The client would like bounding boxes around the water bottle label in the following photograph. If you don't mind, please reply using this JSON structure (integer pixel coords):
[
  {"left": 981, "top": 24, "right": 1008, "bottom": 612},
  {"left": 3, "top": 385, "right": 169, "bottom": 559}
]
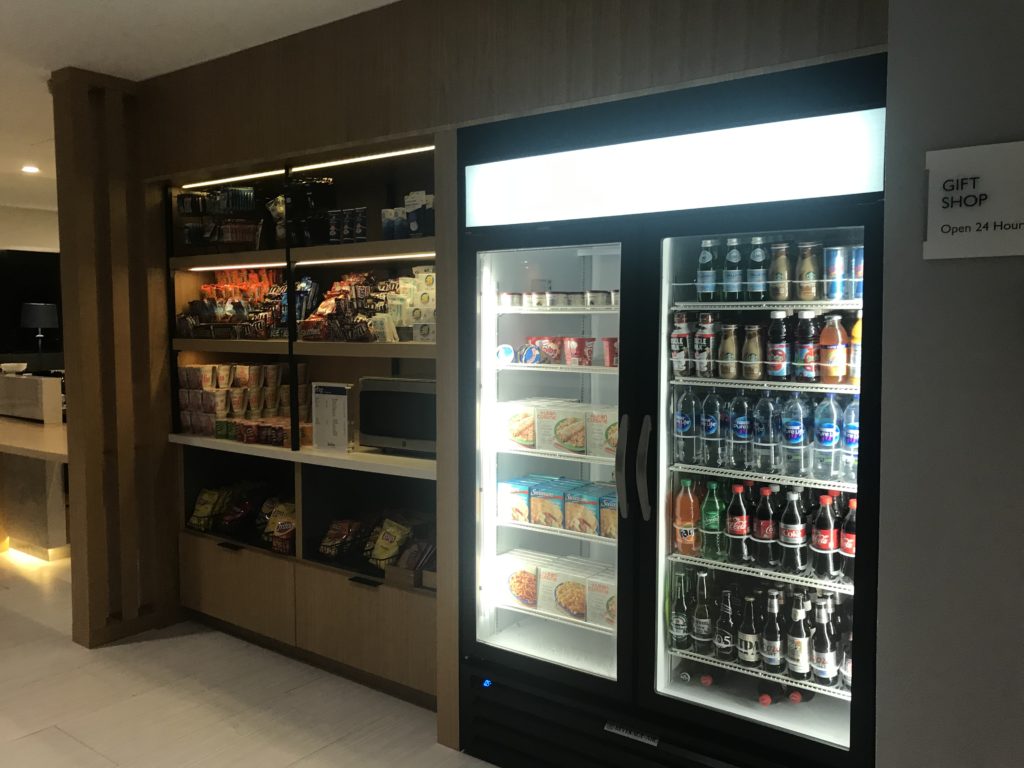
[
  {"left": 840, "top": 531, "right": 856, "bottom": 556},
  {"left": 693, "top": 617, "right": 712, "bottom": 638},
  {"left": 726, "top": 248, "right": 742, "bottom": 264},
  {"left": 786, "top": 636, "right": 810, "bottom": 672},
  {"left": 755, "top": 519, "right": 776, "bottom": 540},
  {"left": 843, "top": 424, "right": 860, "bottom": 448},
  {"left": 761, "top": 637, "right": 782, "bottom": 664},
  {"left": 669, "top": 613, "right": 689, "bottom": 639},
  {"left": 794, "top": 344, "right": 818, "bottom": 379},
  {"left": 732, "top": 416, "right": 751, "bottom": 439},
  {"left": 811, "top": 528, "right": 839, "bottom": 552},
  {"left": 696, "top": 271, "right": 716, "bottom": 290},
  {"left": 812, "top": 650, "right": 838, "bottom": 678},
  {"left": 724, "top": 269, "right": 743, "bottom": 293},
  {"left": 779, "top": 522, "right": 807, "bottom": 544},
  {"left": 702, "top": 414, "right": 718, "bottom": 436},
  {"left": 737, "top": 633, "right": 759, "bottom": 662},
  {"left": 747, "top": 268, "right": 767, "bottom": 292},
  {"left": 783, "top": 420, "right": 804, "bottom": 444},
  {"left": 675, "top": 412, "right": 692, "bottom": 435},
  {"left": 727, "top": 515, "right": 750, "bottom": 535},
  {"left": 699, "top": 251, "right": 713, "bottom": 265},
  {"left": 767, "top": 343, "right": 790, "bottom": 376},
  {"left": 815, "top": 422, "right": 839, "bottom": 447},
  {"left": 750, "top": 247, "right": 767, "bottom": 264},
  {"left": 713, "top": 630, "right": 734, "bottom": 651}
]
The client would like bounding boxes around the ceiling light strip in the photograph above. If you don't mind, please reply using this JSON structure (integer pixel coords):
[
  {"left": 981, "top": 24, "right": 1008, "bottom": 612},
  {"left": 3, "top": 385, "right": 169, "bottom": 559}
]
[
  {"left": 181, "top": 169, "right": 286, "bottom": 189},
  {"left": 292, "top": 145, "right": 435, "bottom": 173},
  {"left": 187, "top": 262, "right": 287, "bottom": 272},
  {"left": 294, "top": 252, "right": 435, "bottom": 267}
]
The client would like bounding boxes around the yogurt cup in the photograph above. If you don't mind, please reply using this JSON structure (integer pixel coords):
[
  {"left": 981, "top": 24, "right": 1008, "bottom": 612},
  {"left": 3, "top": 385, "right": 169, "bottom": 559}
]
[
  {"left": 601, "top": 337, "right": 619, "bottom": 367},
  {"left": 534, "top": 336, "right": 563, "bottom": 364},
  {"left": 564, "top": 337, "right": 595, "bottom": 366}
]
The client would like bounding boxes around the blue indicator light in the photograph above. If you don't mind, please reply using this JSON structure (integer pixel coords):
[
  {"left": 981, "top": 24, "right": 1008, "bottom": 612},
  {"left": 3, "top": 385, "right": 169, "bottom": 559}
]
[{"left": 482, "top": 679, "right": 493, "bottom": 688}]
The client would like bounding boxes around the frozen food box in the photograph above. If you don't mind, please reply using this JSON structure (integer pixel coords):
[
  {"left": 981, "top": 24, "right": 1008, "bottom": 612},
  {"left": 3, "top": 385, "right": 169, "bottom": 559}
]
[
  {"left": 500, "top": 401, "right": 538, "bottom": 450},
  {"left": 564, "top": 484, "right": 603, "bottom": 536},
  {"left": 586, "top": 569, "right": 618, "bottom": 628},
  {"left": 586, "top": 406, "right": 619, "bottom": 457},
  {"left": 538, "top": 560, "right": 601, "bottom": 622},
  {"left": 599, "top": 488, "right": 619, "bottom": 539},
  {"left": 529, "top": 483, "right": 568, "bottom": 528},
  {"left": 535, "top": 403, "right": 587, "bottom": 455},
  {"left": 496, "top": 550, "right": 545, "bottom": 609},
  {"left": 497, "top": 477, "right": 545, "bottom": 523}
]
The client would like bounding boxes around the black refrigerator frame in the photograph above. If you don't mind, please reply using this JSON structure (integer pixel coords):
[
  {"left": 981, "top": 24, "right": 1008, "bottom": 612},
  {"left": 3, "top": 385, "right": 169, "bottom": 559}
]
[{"left": 458, "top": 55, "right": 885, "bottom": 768}]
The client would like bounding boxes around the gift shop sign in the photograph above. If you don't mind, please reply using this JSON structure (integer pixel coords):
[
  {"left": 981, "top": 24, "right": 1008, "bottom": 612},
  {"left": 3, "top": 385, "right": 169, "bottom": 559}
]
[{"left": 925, "top": 140, "right": 1024, "bottom": 260}]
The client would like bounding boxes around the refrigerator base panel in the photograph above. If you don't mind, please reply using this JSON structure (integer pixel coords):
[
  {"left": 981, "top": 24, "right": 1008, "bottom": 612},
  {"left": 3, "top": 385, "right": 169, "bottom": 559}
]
[{"left": 479, "top": 614, "right": 617, "bottom": 680}]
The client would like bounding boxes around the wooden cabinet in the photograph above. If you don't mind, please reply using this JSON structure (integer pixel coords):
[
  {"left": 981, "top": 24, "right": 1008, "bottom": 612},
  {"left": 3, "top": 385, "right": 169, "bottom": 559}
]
[
  {"left": 179, "top": 530, "right": 296, "bottom": 645},
  {"left": 295, "top": 562, "right": 437, "bottom": 696}
]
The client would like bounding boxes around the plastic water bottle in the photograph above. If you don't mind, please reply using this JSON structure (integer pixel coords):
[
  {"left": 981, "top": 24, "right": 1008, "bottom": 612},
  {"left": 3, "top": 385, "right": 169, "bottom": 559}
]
[
  {"left": 813, "top": 393, "right": 842, "bottom": 480},
  {"left": 701, "top": 389, "right": 726, "bottom": 468},
  {"left": 727, "top": 391, "right": 753, "bottom": 470},
  {"left": 841, "top": 395, "right": 860, "bottom": 481},
  {"left": 674, "top": 386, "right": 702, "bottom": 465},
  {"left": 752, "top": 390, "right": 781, "bottom": 473},
  {"left": 781, "top": 392, "right": 811, "bottom": 477}
]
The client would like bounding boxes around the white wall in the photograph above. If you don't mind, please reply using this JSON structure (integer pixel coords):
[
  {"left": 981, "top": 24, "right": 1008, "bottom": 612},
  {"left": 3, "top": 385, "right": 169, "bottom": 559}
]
[
  {"left": 878, "top": 3, "right": 1024, "bottom": 767},
  {"left": 0, "top": 205, "right": 59, "bottom": 252}
]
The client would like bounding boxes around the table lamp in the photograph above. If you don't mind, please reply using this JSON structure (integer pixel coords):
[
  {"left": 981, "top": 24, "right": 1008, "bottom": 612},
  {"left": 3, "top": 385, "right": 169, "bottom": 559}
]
[{"left": 20, "top": 303, "right": 59, "bottom": 353}]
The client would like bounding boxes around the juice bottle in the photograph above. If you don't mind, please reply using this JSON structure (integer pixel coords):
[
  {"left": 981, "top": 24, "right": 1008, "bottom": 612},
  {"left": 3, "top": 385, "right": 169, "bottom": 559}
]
[
  {"left": 793, "top": 312, "right": 819, "bottom": 382},
  {"left": 673, "top": 479, "right": 701, "bottom": 556},
  {"left": 848, "top": 311, "right": 863, "bottom": 385},
  {"left": 766, "top": 311, "right": 790, "bottom": 381},
  {"left": 819, "top": 315, "right": 849, "bottom": 384}
]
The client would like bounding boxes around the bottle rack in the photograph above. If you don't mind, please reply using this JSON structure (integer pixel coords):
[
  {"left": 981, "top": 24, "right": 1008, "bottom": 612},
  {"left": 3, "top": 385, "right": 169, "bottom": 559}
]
[
  {"left": 670, "top": 377, "right": 860, "bottom": 395},
  {"left": 669, "top": 463, "right": 857, "bottom": 494},
  {"left": 667, "top": 553, "right": 854, "bottom": 595}
]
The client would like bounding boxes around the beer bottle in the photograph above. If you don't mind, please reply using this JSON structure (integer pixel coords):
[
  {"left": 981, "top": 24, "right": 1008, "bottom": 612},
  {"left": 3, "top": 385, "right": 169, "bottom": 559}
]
[
  {"left": 811, "top": 598, "right": 839, "bottom": 686},
  {"left": 841, "top": 499, "right": 857, "bottom": 583},
  {"left": 692, "top": 570, "right": 714, "bottom": 654},
  {"left": 824, "top": 592, "right": 842, "bottom": 643},
  {"left": 841, "top": 631, "right": 853, "bottom": 690},
  {"left": 714, "top": 589, "right": 737, "bottom": 661},
  {"left": 725, "top": 484, "right": 751, "bottom": 564},
  {"left": 760, "top": 589, "right": 786, "bottom": 674},
  {"left": 778, "top": 491, "right": 808, "bottom": 573},
  {"left": 752, "top": 486, "right": 778, "bottom": 568},
  {"left": 756, "top": 681, "right": 787, "bottom": 706},
  {"left": 669, "top": 572, "right": 692, "bottom": 651},
  {"left": 785, "top": 600, "right": 811, "bottom": 681},
  {"left": 810, "top": 494, "right": 840, "bottom": 580},
  {"left": 737, "top": 595, "right": 760, "bottom": 668}
]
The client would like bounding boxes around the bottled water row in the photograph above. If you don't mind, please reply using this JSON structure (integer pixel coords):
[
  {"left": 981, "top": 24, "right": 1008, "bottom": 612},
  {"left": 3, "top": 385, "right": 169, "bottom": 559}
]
[{"left": 673, "top": 387, "right": 859, "bottom": 482}]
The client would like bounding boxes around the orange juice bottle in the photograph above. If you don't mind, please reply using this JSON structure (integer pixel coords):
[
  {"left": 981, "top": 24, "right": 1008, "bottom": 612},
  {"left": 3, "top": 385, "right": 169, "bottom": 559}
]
[
  {"left": 819, "top": 315, "right": 850, "bottom": 385},
  {"left": 673, "top": 479, "right": 701, "bottom": 555},
  {"left": 848, "top": 311, "right": 863, "bottom": 385}
]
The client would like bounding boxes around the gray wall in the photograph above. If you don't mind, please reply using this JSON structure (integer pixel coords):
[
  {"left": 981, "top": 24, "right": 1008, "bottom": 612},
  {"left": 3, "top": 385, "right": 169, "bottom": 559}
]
[{"left": 878, "top": 3, "right": 1024, "bottom": 766}]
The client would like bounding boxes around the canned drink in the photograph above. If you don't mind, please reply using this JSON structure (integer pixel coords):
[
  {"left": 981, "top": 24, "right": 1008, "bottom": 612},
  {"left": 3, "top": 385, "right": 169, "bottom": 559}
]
[
  {"left": 693, "top": 313, "right": 717, "bottom": 378},
  {"left": 824, "top": 247, "right": 847, "bottom": 301},
  {"left": 849, "top": 245, "right": 864, "bottom": 299}
]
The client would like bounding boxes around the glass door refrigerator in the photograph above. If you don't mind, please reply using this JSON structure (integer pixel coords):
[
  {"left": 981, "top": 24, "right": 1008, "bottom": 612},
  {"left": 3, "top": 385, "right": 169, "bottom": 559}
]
[{"left": 459, "top": 55, "right": 885, "bottom": 768}]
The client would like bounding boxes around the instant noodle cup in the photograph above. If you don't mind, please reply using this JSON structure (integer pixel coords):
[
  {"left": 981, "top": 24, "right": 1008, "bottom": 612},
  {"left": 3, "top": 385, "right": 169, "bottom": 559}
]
[
  {"left": 215, "top": 364, "right": 234, "bottom": 389},
  {"left": 564, "top": 337, "right": 595, "bottom": 366},
  {"left": 601, "top": 337, "right": 619, "bottom": 367},
  {"left": 177, "top": 367, "right": 190, "bottom": 389},
  {"left": 278, "top": 384, "right": 290, "bottom": 408},
  {"left": 264, "top": 386, "right": 279, "bottom": 412},
  {"left": 212, "top": 389, "right": 229, "bottom": 418},
  {"left": 264, "top": 364, "right": 282, "bottom": 388},
  {"left": 198, "top": 365, "right": 216, "bottom": 389},
  {"left": 247, "top": 386, "right": 264, "bottom": 415},
  {"left": 534, "top": 336, "right": 562, "bottom": 364},
  {"left": 229, "top": 387, "right": 247, "bottom": 416},
  {"left": 185, "top": 366, "right": 201, "bottom": 390}
]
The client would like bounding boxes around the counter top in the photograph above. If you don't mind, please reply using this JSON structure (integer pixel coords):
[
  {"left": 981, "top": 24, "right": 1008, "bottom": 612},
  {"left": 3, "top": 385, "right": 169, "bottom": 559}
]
[{"left": 0, "top": 417, "right": 68, "bottom": 462}]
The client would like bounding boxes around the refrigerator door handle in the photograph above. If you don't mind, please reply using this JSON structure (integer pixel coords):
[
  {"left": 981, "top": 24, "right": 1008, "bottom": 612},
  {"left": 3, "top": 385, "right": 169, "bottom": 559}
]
[
  {"left": 635, "top": 414, "right": 653, "bottom": 521},
  {"left": 615, "top": 413, "right": 630, "bottom": 519}
]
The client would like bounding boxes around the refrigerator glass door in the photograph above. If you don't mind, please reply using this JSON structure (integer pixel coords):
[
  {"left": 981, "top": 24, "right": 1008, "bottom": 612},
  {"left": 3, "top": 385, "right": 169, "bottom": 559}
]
[
  {"left": 476, "top": 243, "right": 621, "bottom": 679},
  {"left": 654, "top": 227, "right": 863, "bottom": 749}
]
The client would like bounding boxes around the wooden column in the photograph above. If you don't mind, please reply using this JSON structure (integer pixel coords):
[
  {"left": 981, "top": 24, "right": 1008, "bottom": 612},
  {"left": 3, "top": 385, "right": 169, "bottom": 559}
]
[{"left": 51, "top": 68, "right": 178, "bottom": 647}]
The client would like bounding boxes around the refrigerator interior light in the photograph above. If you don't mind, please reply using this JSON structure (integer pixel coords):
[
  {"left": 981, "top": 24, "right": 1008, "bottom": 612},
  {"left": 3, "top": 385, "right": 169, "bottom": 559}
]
[
  {"left": 181, "top": 169, "right": 286, "bottom": 189},
  {"left": 293, "top": 252, "right": 435, "bottom": 267},
  {"left": 187, "top": 262, "right": 286, "bottom": 272},
  {"left": 466, "top": 108, "right": 886, "bottom": 227},
  {"left": 291, "top": 145, "right": 435, "bottom": 173}
]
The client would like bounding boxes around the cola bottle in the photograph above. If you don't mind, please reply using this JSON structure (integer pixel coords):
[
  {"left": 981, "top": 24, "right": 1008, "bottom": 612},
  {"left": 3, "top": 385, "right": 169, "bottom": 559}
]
[
  {"left": 785, "top": 600, "right": 811, "bottom": 681},
  {"left": 760, "top": 589, "right": 786, "bottom": 674},
  {"left": 841, "top": 498, "right": 857, "bottom": 583},
  {"left": 778, "top": 491, "right": 809, "bottom": 573},
  {"left": 676, "top": 659, "right": 718, "bottom": 686},
  {"left": 752, "top": 486, "right": 778, "bottom": 568},
  {"left": 810, "top": 494, "right": 840, "bottom": 580},
  {"left": 756, "top": 681, "right": 787, "bottom": 706},
  {"left": 785, "top": 687, "right": 816, "bottom": 704},
  {"left": 692, "top": 570, "right": 714, "bottom": 654},
  {"left": 714, "top": 590, "right": 737, "bottom": 661},
  {"left": 669, "top": 572, "right": 691, "bottom": 650},
  {"left": 811, "top": 598, "right": 839, "bottom": 686},
  {"left": 736, "top": 595, "right": 760, "bottom": 668},
  {"left": 725, "top": 484, "right": 751, "bottom": 564}
]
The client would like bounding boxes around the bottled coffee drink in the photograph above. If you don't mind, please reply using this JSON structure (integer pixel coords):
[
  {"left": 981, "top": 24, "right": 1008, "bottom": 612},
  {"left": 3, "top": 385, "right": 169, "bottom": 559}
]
[{"left": 769, "top": 243, "right": 791, "bottom": 300}]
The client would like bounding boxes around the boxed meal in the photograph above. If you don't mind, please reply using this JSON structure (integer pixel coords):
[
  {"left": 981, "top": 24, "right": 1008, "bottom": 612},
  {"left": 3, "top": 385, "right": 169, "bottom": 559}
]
[
  {"left": 500, "top": 400, "right": 538, "bottom": 450},
  {"left": 564, "top": 485, "right": 602, "bottom": 536},
  {"left": 537, "top": 559, "right": 601, "bottom": 622},
  {"left": 586, "top": 569, "right": 618, "bottom": 628},
  {"left": 535, "top": 402, "right": 586, "bottom": 455},
  {"left": 496, "top": 550, "right": 544, "bottom": 609},
  {"left": 497, "top": 477, "right": 544, "bottom": 523},
  {"left": 586, "top": 406, "right": 619, "bottom": 457},
  {"left": 599, "top": 488, "right": 619, "bottom": 539},
  {"left": 529, "top": 482, "right": 568, "bottom": 528}
]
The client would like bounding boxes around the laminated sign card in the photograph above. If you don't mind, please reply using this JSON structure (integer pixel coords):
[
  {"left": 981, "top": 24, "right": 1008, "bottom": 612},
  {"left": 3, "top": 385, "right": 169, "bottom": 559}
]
[{"left": 925, "top": 139, "right": 1024, "bottom": 260}]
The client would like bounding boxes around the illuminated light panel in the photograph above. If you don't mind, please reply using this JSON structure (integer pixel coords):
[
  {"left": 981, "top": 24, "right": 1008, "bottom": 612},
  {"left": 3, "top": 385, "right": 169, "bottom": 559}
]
[
  {"left": 291, "top": 145, "right": 435, "bottom": 173},
  {"left": 294, "top": 252, "right": 435, "bottom": 267},
  {"left": 181, "top": 169, "right": 285, "bottom": 189},
  {"left": 21, "top": 165, "right": 40, "bottom": 174},
  {"left": 187, "top": 262, "right": 286, "bottom": 272},
  {"left": 466, "top": 108, "right": 886, "bottom": 227}
]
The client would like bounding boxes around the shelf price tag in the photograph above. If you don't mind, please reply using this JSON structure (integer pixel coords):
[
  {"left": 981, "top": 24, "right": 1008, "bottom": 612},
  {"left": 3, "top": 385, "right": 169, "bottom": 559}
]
[{"left": 924, "top": 140, "right": 1024, "bottom": 260}]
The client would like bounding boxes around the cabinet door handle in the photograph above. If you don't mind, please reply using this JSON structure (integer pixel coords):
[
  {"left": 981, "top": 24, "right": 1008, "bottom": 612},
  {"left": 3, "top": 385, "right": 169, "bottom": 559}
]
[
  {"left": 635, "top": 414, "right": 653, "bottom": 522},
  {"left": 349, "top": 575, "right": 382, "bottom": 588},
  {"left": 614, "top": 413, "right": 630, "bottom": 520},
  {"left": 217, "top": 541, "right": 244, "bottom": 552}
]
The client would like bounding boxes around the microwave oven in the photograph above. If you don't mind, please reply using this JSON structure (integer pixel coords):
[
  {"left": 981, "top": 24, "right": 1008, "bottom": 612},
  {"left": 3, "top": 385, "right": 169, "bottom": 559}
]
[{"left": 358, "top": 377, "right": 436, "bottom": 455}]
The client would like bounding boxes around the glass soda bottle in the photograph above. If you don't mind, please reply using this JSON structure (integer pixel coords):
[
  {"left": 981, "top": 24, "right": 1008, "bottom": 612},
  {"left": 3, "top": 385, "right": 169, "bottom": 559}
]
[
  {"left": 785, "top": 600, "right": 812, "bottom": 681},
  {"left": 674, "top": 386, "right": 701, "bottom": 465},
  {"left": 840, "top": 499, "right": 857, "bottom": 583},
  {"left": 741, "top": 324, "right": 765, "bottom": 381},
  {"left": 811, "top": 598, "right": 839, "bottom": 686},
  {"left": 699, "top": 481, "right": 725, "bottom": 561},
  {"left": 737, "top": 596, "right": 761, "bottom": 668},
  {"left": 752, "top": 486, "right": 778, "bottom": 568},
  {"left": 696, "top": 239, "right": 720, "bottom": 302},
  {"left": 714, "top": 590, "right": 737, "bottom": 661},
  {"left": 760, "top": 590, "right": 786, "bottom": 674},
  {"left": 778, "top": 491, "right": 809, "bottom": 574},
  {"left": 669, "top": 571, "right": 692, "bottom": 650},
  {"left": 692, "top": 570, "right": 714, "bottom": 654},
  {"left": 795, "top": 241, "right": 820, "bottom": 301},
  {"left": 673, "top": 479, "right": 700, "bottom": 556},
  {"left": 810, "top": 494, "right": 841, "bottom": 580},
  {"left": 724, "top": 484, "right": 751, "bottom": 564}
]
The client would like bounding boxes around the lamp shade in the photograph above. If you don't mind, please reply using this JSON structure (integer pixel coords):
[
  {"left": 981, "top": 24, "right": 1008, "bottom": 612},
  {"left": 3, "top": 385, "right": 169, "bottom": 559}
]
[{"left": 21, "top": 302, "right": 59, "bottom": 329}]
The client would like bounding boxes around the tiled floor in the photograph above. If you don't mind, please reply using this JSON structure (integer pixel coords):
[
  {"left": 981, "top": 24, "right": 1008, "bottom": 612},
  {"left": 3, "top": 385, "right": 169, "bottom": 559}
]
[{"left": 0, "top": 550, "right": 489, "bottom": 767}]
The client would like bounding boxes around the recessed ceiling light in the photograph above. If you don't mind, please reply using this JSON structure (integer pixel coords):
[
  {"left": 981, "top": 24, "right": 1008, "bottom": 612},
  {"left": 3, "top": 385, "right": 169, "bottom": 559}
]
[{"left": 21, "top": 165, "right": 40, "bottom": 174}]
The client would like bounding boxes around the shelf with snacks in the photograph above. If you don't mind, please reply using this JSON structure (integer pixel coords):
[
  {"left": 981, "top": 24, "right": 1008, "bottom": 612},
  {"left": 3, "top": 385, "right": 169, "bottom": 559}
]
[
  {"left": 498, "top": 446, "right": 616, "bottom": 466},
  {"left": 670, "top": 376, "right": 859, "bottom": 395},
  {"left": 292, "top": 340, "right": 436, "bottom": 359},
  {"left": 498, "top": 362, "right": 618, "bottom": 375},
  {"left": 667, "top": 648, "right": 852, "bottom": 702},
  {"left": 667, "top": 553, "right": 854, "bottom": 595},
  {"left": 497, "top": 520, "right": 617, "bottom": 547},
  {"left": 172, "top": 338, "right": 290, "bottom": 355},
  {"left": 290, "top": 236, "right": 436, "bottom": 265},
  {"left": 672, "top": 300, "right": 862, "bottom": 312},
  {"left": 495, "top": 601, "right": 615, "bottom": 636},
  {"left": 669, "top": 463, "right": 857, "bottom": 493},
  {"left": 169, "top": 249, "right": 288, "bottom": 272}
]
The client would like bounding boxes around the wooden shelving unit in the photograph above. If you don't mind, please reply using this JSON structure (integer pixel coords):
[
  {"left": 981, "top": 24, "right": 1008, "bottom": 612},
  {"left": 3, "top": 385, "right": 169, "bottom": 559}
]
[
  {"left": 293, "top": 341, "right": 436, "bottom": 359},
  {"left": 172, "top": 338, "right": 289, "bottom": 355}
]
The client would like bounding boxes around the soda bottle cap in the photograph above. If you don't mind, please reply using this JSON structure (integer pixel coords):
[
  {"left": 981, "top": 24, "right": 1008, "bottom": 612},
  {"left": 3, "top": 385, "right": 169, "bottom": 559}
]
[
  {"left": 732, "top": 484, "right": 744, "bottom": 493},
  {"left": 760, "top": 487, "right": 772, "bottom": 496},
  {"left": 820, "top": 495, "right": 831, "bottom": 505},
  {"left": 700, "top": 674, "right": 713, "bottom": 687},
  {"left": 682, "top": 479, "right": 692, "bottom": 487},
  {"left": 829, "top": 490, "right": 840, "bottom": 497},
  {"left": 849, "top": 499, "right": 857, "bottom": 510},
  {"left": 758, "top": 693, "right": 773, "bottom": 706},
  {"left": 770, "top": 310, "right": 786, "bottom": 319},
  {"left": 707, "top": 481, "right": 717, "bottom": 489},
  {"left": 798, "top": 310, "right": 816, "bottom": 318},
  {"left": 788, "top": 690, "right": 804, "bottom": 703}
]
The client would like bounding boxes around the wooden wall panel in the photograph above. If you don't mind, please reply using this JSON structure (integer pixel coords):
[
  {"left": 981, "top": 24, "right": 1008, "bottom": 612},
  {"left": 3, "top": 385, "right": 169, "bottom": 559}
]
[{"left": 136, "top": 0, "right": 888, "bottom": 181}]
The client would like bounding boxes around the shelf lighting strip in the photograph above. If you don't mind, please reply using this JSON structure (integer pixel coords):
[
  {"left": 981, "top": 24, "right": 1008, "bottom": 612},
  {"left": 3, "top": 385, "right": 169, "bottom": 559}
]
[
  {"left": 292, "top": 145, "right": 435, "bottom": 173},
  {"left": 187, "top": 262, "right": 287, "bottom": 272},
  {"left": 293, "top": 252, "right": 435, "bottom": 267},
  {"left": 181, "top": 169, "right": 286, "bottom": 189}
]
